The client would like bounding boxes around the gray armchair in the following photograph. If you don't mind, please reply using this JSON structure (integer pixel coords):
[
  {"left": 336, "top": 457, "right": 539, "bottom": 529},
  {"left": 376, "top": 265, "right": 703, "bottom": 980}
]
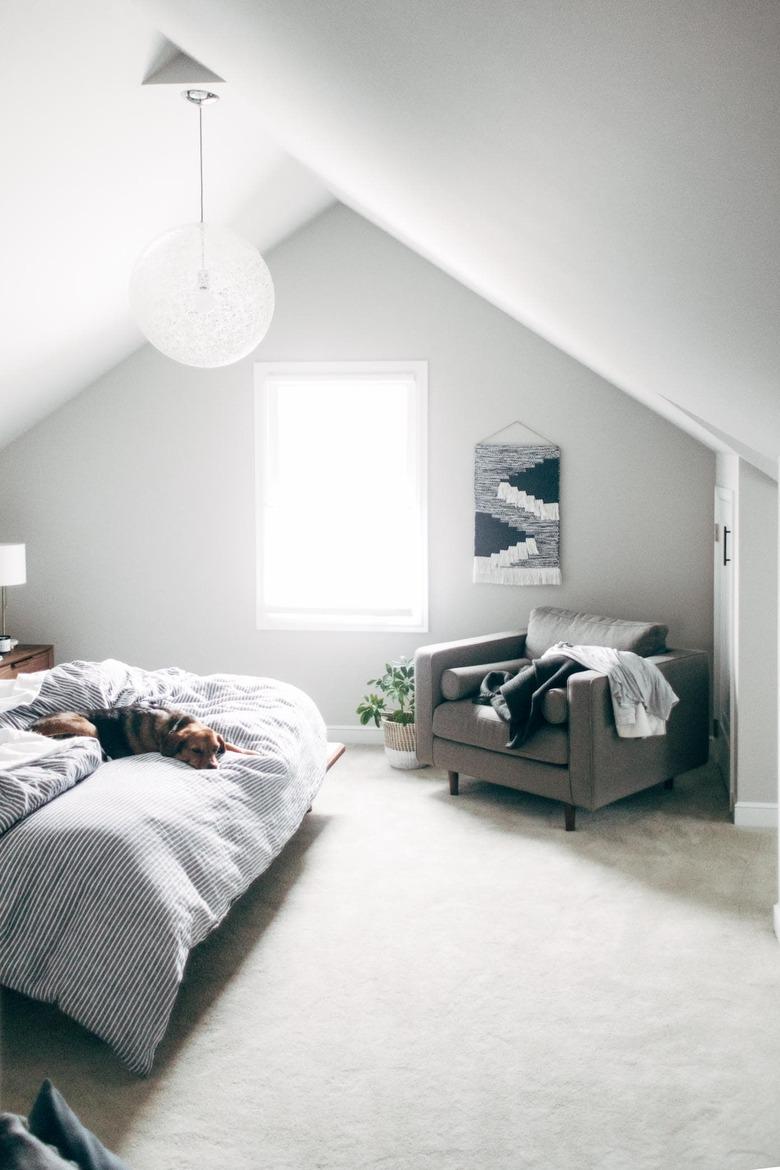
[{"left": 415, "top": 606, "right": 710, "bottom": 830}]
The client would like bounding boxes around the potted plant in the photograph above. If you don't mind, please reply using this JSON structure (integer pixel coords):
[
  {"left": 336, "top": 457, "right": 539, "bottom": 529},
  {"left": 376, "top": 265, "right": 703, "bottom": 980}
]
[{"left": 357, "top": 657, "right": 423, "bottom": 770}]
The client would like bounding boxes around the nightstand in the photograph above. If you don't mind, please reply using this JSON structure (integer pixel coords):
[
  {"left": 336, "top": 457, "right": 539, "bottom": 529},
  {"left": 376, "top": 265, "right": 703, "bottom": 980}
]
[{"left": 0, "top": 644, "right": 54, "bottom": 679}]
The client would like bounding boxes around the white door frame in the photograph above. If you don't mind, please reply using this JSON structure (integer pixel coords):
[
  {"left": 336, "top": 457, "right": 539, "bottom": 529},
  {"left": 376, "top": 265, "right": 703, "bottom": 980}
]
[{"left": 713, "top": 485, "right": 736, "bottom": 809}]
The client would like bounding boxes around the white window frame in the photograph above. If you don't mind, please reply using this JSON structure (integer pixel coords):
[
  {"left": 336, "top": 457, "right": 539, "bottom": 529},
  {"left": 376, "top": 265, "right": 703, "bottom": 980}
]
[{"left": 254, "top": 360, "right": 428, "bottom": 632}]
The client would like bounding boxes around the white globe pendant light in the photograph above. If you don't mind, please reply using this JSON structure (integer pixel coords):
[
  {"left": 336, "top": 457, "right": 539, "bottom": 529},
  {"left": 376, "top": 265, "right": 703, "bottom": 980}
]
[{"left": 130, "top": 90, "right": 275, "bottom": 368}]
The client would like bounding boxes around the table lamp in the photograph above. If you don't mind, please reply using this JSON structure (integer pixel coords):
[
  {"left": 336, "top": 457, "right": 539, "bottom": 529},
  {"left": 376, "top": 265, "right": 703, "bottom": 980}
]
[{"left": 0, "top": 543, "right": 26, "bottom": 652}]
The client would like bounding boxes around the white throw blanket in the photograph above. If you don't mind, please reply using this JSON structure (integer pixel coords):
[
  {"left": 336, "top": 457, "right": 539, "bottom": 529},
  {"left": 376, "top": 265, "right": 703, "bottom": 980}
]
[
  {"left": 0, "top": 671, "right": 46, "bottom": 714},
  {"left": 543, "top": 643, "right": 678, "bottom": 737},
  {"left": 0, "top": 727, "right": 71, "bottom": 770}
]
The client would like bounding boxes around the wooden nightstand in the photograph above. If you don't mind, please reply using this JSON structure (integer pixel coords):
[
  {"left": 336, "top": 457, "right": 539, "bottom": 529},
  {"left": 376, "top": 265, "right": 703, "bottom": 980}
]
[{"left": 0, "top": 644, "right": 54, "bottom": 679}]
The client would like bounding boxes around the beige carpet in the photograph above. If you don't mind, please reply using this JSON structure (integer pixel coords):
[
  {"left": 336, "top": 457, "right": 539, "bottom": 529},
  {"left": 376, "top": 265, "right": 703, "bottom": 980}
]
[{"left": 1, "top": 748, "right": 779, "bottom": 1170}]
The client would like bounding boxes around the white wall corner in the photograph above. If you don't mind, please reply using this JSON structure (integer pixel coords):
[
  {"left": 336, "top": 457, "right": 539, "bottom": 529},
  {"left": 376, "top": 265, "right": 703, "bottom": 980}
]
[
  {"left": 733, "top": 801, "right": 778, "bottom": 829},
  {"left": 327, "top": 724, "right": 384, "bottom": 745}
]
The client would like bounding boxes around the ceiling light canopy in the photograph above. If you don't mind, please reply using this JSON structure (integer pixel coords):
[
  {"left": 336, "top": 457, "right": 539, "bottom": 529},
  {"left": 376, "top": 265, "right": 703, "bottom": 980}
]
[{"left": 129, "top": 89, "right": 275, "bottom": 369}]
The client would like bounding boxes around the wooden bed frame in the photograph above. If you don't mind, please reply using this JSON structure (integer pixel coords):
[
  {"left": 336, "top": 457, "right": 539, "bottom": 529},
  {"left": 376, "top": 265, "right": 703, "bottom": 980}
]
[{"left": 326, "top": 741, "right": 346, "bottom": 771}]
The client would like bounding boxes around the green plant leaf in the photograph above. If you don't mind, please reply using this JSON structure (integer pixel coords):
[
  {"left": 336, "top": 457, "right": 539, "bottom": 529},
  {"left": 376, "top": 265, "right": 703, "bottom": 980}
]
[{"left": 358, "top": 658, "right": 415, "bottom": 727}]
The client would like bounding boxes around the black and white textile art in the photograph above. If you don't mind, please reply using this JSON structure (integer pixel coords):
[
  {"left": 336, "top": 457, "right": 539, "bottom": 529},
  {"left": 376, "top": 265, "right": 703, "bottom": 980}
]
[{"left": 474, "top": 440, "right": 561, "bottom": 585}]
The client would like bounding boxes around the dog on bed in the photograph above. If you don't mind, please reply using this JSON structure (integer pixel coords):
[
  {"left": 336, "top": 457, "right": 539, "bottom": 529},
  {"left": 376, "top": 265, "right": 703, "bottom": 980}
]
[{"left": 31, "top": 705, "right": 255, "bottom": 770}]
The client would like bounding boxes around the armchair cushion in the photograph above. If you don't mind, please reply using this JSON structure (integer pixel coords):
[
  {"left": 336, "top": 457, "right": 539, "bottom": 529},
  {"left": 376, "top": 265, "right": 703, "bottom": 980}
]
[
  {"left": 525, "top": 606, "right": 668, "bottom": 660},
  {"left": 433, "top": 699, "right": 569, "bottom": 765}
]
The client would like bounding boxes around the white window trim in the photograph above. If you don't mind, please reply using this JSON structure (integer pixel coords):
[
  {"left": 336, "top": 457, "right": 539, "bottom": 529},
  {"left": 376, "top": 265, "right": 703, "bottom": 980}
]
[{"left": 254, "top": 360, "right": 429, "bottom": 633}]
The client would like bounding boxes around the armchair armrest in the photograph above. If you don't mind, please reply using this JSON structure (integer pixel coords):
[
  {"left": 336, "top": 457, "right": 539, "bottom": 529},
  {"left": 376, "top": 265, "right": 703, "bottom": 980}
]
[
  {"left": 415, "top": 631, "right": 527, "bottom": 765},
  {"left": 567, "top": 648, "right": 710, "bottom": 810}
]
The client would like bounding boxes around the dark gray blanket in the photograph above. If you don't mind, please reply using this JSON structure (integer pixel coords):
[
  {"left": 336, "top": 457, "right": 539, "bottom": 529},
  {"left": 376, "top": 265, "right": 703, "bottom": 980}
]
[{"left": 476, "top": 653, "right": 585, "bottom": 747}]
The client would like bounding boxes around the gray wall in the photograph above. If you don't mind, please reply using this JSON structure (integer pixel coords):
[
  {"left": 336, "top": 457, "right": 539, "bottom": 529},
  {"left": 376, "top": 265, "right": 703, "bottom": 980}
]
[{"left": 0, "top": 204, "right": 715, "bottom": 727}]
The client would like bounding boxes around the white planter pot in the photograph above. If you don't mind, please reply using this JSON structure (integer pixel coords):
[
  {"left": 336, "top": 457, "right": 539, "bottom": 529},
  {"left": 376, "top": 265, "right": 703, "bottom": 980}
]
[{"left": 381, "top": 717, "right": 423, "bottom": 770}]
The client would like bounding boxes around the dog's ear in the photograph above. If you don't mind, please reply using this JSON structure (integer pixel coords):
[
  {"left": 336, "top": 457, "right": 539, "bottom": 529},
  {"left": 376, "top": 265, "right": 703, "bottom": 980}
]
[
  {"left": 216, "top": 734, "right": 226, "bottom": 757},
  {"left": 161, "top": 715, "right": 196, "bottom": 757}
]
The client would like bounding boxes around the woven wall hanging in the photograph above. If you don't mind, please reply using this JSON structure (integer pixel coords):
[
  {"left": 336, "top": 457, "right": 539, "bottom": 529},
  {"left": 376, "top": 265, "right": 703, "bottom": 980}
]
[{"left": 473, "top": 423, "right": 561, "bottom": 585}]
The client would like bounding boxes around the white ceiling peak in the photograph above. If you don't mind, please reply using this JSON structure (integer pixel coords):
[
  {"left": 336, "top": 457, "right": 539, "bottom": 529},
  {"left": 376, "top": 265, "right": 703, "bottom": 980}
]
[{"left": 142, "top": 38, "right": 224, "bottom": 86}]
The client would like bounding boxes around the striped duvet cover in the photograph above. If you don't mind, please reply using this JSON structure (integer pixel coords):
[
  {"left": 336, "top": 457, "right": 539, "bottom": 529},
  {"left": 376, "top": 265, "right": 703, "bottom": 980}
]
[{"left": 0, "top": 659, "right": 327, "bottom": 1074}]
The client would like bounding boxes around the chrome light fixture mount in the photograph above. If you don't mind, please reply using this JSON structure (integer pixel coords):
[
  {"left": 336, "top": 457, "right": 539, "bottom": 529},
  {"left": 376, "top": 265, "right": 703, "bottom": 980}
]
[
  {"left": 184, "top": 88, "right": 219, "bottom": 105},
  {"left": 129, "top": 87, "right": 275, "bottom": 368}
]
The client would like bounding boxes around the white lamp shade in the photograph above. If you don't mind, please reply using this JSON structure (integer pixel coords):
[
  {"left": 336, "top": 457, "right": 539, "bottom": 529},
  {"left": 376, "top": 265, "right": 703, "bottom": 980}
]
[
  {"left": 129, "top": 222, "right": 275, "bottom": 368},
  {"left": 0, "top": 544, "right": 26, "bottom": 586}
]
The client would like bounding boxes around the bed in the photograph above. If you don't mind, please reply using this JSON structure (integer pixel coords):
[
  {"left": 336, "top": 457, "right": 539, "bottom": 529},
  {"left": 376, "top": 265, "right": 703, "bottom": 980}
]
[{"left": 0, "top": 657, "right": 329, "bottom": 1075}]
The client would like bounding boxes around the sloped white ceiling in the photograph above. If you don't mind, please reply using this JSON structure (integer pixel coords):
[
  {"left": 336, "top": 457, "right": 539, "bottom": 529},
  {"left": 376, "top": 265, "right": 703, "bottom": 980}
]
[
  {"left": 136, "top": 0, "right": 780, "bottom": 474},
  {"left": 0, "top": 0, "right": 332, "bottom": 450}
]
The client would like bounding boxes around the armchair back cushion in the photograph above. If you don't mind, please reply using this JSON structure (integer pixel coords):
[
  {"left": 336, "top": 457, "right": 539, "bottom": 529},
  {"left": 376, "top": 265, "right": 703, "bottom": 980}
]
[{"left": 524, "top": 606, "right": 668, "bottom": 660}]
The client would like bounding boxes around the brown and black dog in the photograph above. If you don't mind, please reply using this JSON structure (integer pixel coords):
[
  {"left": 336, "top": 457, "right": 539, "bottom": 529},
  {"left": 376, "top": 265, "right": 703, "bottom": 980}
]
[{"left": 32, "top": 705, "right": 255, "bottom": 770}]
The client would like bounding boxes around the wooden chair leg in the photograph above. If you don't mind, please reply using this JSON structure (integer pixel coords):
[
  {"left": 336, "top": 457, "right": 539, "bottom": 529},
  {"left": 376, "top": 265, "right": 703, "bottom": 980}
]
[
  {"left": 448, "top": 771, "right": 459, "bottom": 796},
  {"left": 664, "top": 778, "right": 674, "bottom": 790},
  {"left": 564, "top": 803, "right": 576, "bottom": 831}
]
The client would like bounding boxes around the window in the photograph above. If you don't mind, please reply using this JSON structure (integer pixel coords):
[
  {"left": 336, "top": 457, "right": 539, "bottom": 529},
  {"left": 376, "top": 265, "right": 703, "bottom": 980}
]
[{"left": 255, "top": 361, "right": 428, "bottom": 631}]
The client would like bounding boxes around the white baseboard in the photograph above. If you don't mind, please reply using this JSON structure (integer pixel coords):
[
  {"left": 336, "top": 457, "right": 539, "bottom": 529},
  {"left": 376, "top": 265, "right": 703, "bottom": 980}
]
[
  {"left": 326, "top": 724, "right": 384, "bottom": 745},
  {"left": 733, "top": 801, "right": 778, "bottom": 829}
]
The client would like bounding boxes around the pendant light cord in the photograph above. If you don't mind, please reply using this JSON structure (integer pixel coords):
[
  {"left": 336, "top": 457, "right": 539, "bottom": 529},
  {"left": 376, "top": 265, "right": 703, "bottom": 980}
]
[
  {"left": 199, "top": 105, "right": 205, "bottom": 224},
  {"left": 198, "top": 103, "right": 206, "bottom": 280},
  {"left": 183, "top": 89, "right": 220, "bottom": 282}
]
